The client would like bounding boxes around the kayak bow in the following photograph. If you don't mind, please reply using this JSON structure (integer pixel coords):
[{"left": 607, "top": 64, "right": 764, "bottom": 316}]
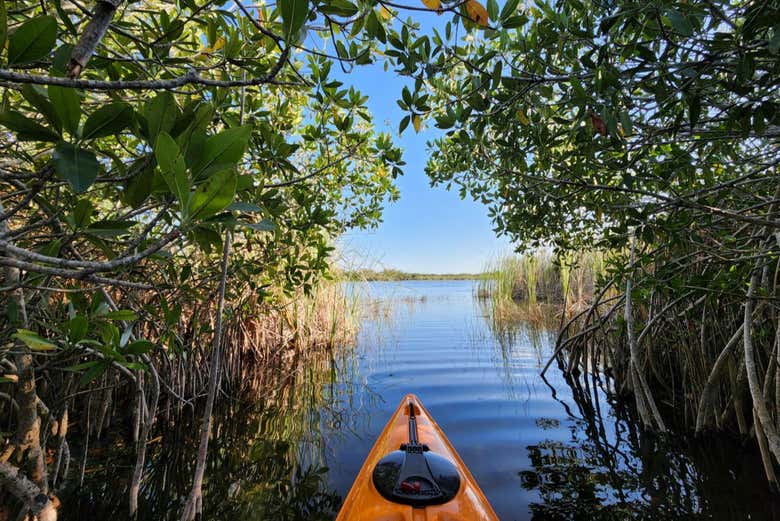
[{"left": 336, "top": 394, "right": 499, "bottom": 521}]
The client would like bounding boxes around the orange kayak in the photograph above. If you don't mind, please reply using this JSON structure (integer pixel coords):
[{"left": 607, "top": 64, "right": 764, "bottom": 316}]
[{"left": 335, "top": 393, "right": 499, "bottom": 521}]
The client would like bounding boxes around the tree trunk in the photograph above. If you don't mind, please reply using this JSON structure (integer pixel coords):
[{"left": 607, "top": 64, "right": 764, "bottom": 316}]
[{"left": 181, "top": 232, "right": 231, "bottom": 521}]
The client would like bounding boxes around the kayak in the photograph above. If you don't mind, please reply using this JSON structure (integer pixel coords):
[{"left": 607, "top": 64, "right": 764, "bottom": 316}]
[{"left": 336, "top": 393, "right": 499, "bottom": 521}]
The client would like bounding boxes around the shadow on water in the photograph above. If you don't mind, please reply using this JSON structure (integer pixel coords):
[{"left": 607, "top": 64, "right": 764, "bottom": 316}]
[
  {"left": 484, "top": 300, "right": 780, "bottom": 521},
  {"left": 60, "top": 350, "right": 354, "bottom": 521},
  {"left": 521, "top": 374, "right": 780, "bottom": 520}
]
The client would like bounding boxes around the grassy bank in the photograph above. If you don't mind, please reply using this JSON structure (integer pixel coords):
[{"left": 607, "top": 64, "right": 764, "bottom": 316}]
[
  {"left": 476, "top": 251, "right": 606, "bottom": 311},
  {"left": 341, "top": 268, "right": 483, "bottom": 281}
]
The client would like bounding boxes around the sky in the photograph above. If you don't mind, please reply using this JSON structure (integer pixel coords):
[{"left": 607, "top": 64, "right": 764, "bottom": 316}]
[{"left": 332, "top": 38, "right": 513, "bottom": 274}]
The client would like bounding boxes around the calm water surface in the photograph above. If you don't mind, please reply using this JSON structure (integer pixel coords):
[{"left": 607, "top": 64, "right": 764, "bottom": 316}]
[
  {"left": 311, "top": 280, "right": 778, "bottom": 520},
  {"left": 66, "top": 280, "right": 779, "bottom": 520}
]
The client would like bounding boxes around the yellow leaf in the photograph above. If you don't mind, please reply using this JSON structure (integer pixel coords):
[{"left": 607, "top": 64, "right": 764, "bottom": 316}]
[
  {"left": 213, "top": 37, "right": 226, "bottom": 51},
  {"left": 421, "top": 0, "right": 442, "bottom": 10},
  {"left": 380, "top": 6, "right": 393, "bottom": 19},
  {"left": 466, "top": 0, "right": 489, "bottom": 26},
  {"left": 517, "top": 110, "right": 529, "bottom": 125},
  {"left": 13, "top": 329, "right": 56, "bottom": 351},
  {"left": 412, "top": 115, "right": 422, "bottom": 133}
]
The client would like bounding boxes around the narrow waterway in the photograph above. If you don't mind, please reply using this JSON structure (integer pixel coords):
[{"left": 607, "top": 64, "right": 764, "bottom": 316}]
[
  {"left": 313, "top": 280, "right": 777, "bottom": 520},
  {"left": 65, "top": 280, "right": 779, "bottom": 520}
]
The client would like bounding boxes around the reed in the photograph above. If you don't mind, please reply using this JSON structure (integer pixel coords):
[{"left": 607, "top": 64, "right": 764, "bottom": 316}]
[
  {"left": 476, "top": 251, "right": 605, "bottom": 314},
  {"left": 341, "top": 268, "right": 481, "bottom": 281}
]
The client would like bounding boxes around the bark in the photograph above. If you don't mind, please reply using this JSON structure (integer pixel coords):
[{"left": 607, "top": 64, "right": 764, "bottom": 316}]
[
  {"left": 129, "top": 364, "right": 159, "bottom": 516},
  {"left": 1, "top": 47, "right": 291, "bottom": 90},
  {"left": 624, "top": 235, "right": 667, "bottom": 432},
  {"left": 0, "top": 461, "right": 57, "bottom": 521},
  {"left": 68, "top": 0, "right": 125, "bottom": 78},
  {"left": 181, "top": 232, "right": 231, "bottom": 521},
  {"left": 0, "top": 201, "right": 47, "bottom": 492},
  {"left": 695, "top": 323, "right": 745, "bottom": 432},
  {"left": 744, "top": 271, "right": 780, "bottom": 460},
  {"left": 51, "top": 407, "right": 68, "bottom": 488},
  {"left": 754, "top": 408, "right": 779, "bottom": 489}
]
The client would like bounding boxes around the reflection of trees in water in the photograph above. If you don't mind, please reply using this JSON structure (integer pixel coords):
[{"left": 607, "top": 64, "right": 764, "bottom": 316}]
[
  {"left": 475, "top": 298, "right": 557, "bottom": 399},
  {"left": 521, "top": 371, "right": 780, "bottom": 520},
  {"left": 61, "top": 350, "right": 354, "bottom": 520}
]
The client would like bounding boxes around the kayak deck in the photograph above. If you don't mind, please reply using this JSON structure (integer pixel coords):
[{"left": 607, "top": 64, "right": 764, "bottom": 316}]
[{"left": 336, "top": 394, "right": 499, "bottom": 521}]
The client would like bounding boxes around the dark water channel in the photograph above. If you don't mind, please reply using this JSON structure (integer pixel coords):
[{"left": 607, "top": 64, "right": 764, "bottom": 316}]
[{"left": 66, "top": 280, "right": 779, "bottom": 520}]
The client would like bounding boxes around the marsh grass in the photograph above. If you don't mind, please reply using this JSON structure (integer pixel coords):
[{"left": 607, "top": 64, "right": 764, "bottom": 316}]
[
  {"left": 476, "top": 251, "right": 606, "bottom": 315},
  {"left": 341, "top": 268, "right": 481, "bottom": 281},
  {"left": 221, "top": 280, "right": 362, "bottom": 394}
]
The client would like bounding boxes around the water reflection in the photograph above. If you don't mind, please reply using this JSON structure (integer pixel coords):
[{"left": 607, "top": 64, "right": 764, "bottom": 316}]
[
  {"left": 62, "top": 350, "right": 349, "bottom": 520},
  {"left": 516, "top": 336, "right": 778, "bottom": 520},
  {"left": 63, "top": 281, "right": 780, "bottom": 520}
]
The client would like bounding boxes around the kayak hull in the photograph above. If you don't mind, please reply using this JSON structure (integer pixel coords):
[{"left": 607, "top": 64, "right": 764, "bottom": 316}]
[{"left": 336, "top": 394, "right": 499, "bottom": 521}]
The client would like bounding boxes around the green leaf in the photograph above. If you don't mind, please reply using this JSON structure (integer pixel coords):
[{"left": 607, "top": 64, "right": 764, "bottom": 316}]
[
  {"left": 280, "top": 0, "right": 309, "bottom": 41},
  {"left": 67, "top": 315, "right": 89, "bottom": 342},
  {"left": 0, "top": 111, "right": 60, "bottom": 141},
  {"left": 121, "top": 361, "right": 147, "bottom": 371},
  {"left": 144, "top": 92, "right": 178, "bottom": 141},
  {"left": 241, "top": 219, "right": 276, "bottom": 232},
  {"left": 666, "top": 10, "right": 693, "bottom": 37},
  {"left": 770, "top": 25, "right": 780, "bottom": 54},
  {"left": 124, "top": 162, "right": 155, "bottom": 208},
  {"left": 51, "top": 43, "right": 73, "bottom": 75},
  {"left": 66, "top": 361, "right": 98, "bottom": 372},
  {"left": 188, "top": 169, "right": 237, "bottom": 221},
  {"left": 104, "top": 310, "right": 138, "bottom": 321},
  {"left": 124, "top": 340, "right": 154, "bottom": 355},
  {"left": 365, "top": 10, "right": 386, "bottom": 43},
  {"left": 319, "top": 0, "right": 358, "bottom": 17},
  {"left": 85, "top": 219, "right": 136, "bottom": 237},
  {"left": 191, "top": 125, "right": 251, "bottom": 180},
  {"left": 499, "top": 0, "right": 520, "bottom": 20},
  {"left": 21, "top": 85, "right": 61, "bottom": 132},
  {"left": 155, "top": 131, "right": 190, "bottom": 210},
  {"left": 79, "top": 362, "right": 108, "bottom": 386},
  {"left": 49, "top": 86, "right": 81, "bottom": 136},
  {"left": 191, "top": 225, "right": 222, "bottom": 253},
  {"left": 399, "top": 115, "right": 410, "bottom": 134},
  {"left": 7, "top": 15, "right": 57, "bottom": 65},
  {"left": 53, "top": 143, "right": 100, "bottom": 192},
  {"left": 501, "top": 15, "right": 526, "bottom": 29},
  {"left": 227, "top": 202, "right": 263, "bottom": 213},
  {"left": 72, "top": 198, "right": 93, "bottom": 228},
  {"left": 13, "top": 329, "right": 57, "bottom": 351},
  {"left": 82, "top": 103, "right": 132, "bottom": 140},
  {"left": 486, "top": 0, "right": 499, "bottom": 23},
  {"left": 619, "top": 111, "right": 633, "bottom": 135}
]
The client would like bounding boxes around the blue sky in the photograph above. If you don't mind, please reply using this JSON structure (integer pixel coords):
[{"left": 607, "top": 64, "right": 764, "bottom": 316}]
[{"left": 334, "top": 41, "right": 513, "bottom": 273}]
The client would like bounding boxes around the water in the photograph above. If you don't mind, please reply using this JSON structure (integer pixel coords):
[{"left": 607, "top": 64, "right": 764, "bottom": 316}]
[
  {"left": 313, "top": 280, "right": 778, "bottom": 520},
  {"left": 65, "top": 280, "right": 780, "bottom": 520}
]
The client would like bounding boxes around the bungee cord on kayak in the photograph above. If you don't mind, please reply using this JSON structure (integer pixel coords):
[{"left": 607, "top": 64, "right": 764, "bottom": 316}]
[
  {"left": 336, "top": 395, "right": 499, "bottom": 520},
  {"left": 371, "top": 402, "right": 461, "bottom": 506}
]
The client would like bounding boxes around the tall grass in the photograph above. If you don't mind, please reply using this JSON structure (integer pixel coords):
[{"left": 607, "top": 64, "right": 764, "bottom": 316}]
[
  {"left": 220, "top": 280, "right": 361, "bottom": 394},
  {"left": 341, "top": 268, "right": 481, "bottom": 281},
  {"left": 477, "top": 251, "right": 605, "bottom": 310}
]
